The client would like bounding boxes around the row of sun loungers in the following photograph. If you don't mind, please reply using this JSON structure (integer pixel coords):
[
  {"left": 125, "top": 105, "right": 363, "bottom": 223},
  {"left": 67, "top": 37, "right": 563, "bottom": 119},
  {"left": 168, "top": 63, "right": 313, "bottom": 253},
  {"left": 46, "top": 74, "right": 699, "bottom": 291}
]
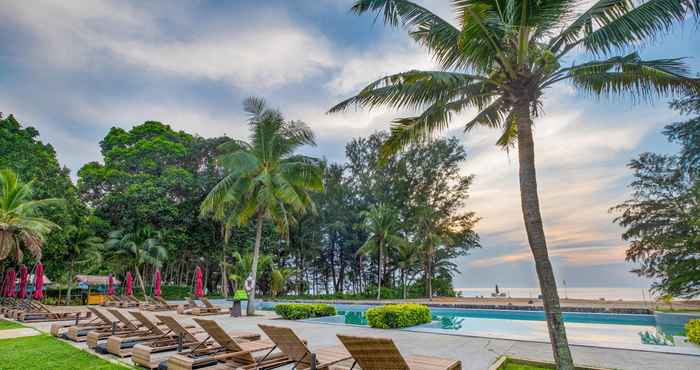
[
  {"left": 1, "top": 298, "right": 90, "bottom": 323},
  {"left": 44, "top": 306, "right": 460, "bottom": 370},
  {"left": 102, "top": 294, "right": 224, "bottom": 315}
]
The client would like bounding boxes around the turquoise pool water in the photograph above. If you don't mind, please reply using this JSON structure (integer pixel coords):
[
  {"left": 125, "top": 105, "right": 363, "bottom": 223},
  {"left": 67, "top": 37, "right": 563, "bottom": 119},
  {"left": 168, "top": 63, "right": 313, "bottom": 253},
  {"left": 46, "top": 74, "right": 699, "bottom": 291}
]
[{"left": 258, "top": 302, "right": 700, "bottom": 355}]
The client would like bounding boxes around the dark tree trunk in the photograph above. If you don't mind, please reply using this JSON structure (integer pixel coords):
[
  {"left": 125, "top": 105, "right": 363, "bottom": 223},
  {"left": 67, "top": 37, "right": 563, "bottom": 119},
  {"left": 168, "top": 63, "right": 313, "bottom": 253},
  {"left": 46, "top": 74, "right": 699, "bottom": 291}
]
[
  {"left": 515, "top": 102, "right": 574, "bottom": 369},
  {"left": 66, "top": 260, "right": 75, "bottom": 305}
]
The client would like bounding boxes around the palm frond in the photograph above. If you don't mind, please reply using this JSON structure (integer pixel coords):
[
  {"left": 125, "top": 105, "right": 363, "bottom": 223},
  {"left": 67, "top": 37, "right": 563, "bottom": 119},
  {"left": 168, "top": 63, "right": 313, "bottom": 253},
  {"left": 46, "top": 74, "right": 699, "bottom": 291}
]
[{"left": 566, "top": 53, "right": 700, "bottom": 99}]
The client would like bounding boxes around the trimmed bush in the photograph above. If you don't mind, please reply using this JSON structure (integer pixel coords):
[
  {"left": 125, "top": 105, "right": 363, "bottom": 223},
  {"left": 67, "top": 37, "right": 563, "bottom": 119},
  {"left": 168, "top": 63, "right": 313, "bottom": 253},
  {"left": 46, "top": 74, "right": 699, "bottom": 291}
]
[
  {"left": 274, "top": 303, "right": 337, "bottom": 320},
  {"left": 366, "top": 304, "right": 432, "bottom": 329},
  {"left": 686, "top": 319, "right": 700, "bottom": 345}
]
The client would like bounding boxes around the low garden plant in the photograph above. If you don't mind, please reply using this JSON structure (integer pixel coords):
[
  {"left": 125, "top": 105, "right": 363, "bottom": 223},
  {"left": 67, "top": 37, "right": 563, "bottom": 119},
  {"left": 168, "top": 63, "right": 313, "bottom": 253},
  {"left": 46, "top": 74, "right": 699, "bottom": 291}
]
[
  {"left": 366, "top": 304, "right": 431, "bottom": 329},
  {"left": 274, "top": 303, "right": 336, "bottom": 320},
  {"left": 686, "top": 319, "right": 700, "bottom": 345}
]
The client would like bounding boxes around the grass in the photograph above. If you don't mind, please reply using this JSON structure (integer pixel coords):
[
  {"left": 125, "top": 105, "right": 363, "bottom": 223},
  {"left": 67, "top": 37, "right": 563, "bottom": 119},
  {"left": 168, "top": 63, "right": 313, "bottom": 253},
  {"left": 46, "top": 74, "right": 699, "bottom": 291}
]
[
  {"left": 504, "top": 363, "right": 551, "bottom": 370},
  {"left": 0, "top": 335, "right": 131, "bottom": 369},
  {"left": 0, "top": 320, "right": 24, "bottom": 330}
]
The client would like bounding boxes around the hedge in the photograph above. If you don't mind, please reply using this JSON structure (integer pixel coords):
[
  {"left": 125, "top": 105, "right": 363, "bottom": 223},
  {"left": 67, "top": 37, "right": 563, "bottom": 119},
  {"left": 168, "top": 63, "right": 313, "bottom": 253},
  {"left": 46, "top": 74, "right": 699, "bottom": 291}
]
[
  {"left": 366, "top": 304, "right": 432, "bottom": 329},
  {"left": 686, "top": 319, "right": 700, "bottom": 345},
  {"left": 274, "top": 303, "right": 337, "bottom": 320}
]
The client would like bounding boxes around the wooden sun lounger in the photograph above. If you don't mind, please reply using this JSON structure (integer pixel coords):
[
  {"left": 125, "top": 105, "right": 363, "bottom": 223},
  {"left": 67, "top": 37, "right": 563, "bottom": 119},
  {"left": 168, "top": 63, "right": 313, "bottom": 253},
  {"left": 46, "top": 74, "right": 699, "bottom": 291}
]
[
  {"left": 259, "top": 324, "right": 351, "bottom": 370},
  {"left": 118, "top": 294, "right": 142, "bottom": 308},
  {"left": 333, "top": 334, "right": 461, "bottom": 370},
  {"left": 65, "top": 307, "right": 119, "bottom": 342},
  {"left": 177, "top": 296, "right": 222, "bottom": 316},
  {"left": 14, "top": 301, "right": 91, "bottom": 323},
  {"left": 142, "top": 296, "right": 177, "bottom": 311},
  {"left": 101, "top": 295, "right": 122, "bottom": 307},
  {"left": 85, "top": 309, "right": 147, "bottom": 348},
  {"left": 50, "top": 308, "right": 111, "bottom": 337},
  {"left": 133, "top": 315, "right": 259, "bottom": 369},
  {"left": 102, "top": 311, "right": 172, "bottom": 357},
  {"left": 167, "top": 318, "right": 283, "bottom": 370}
]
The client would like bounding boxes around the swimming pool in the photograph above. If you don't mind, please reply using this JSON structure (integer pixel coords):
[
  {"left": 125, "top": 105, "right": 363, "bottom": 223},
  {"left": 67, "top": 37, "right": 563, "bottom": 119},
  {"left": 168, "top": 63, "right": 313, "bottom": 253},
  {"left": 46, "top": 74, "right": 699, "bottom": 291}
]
[{"left": 258, "top": 301, "right": 700, "bottom": 355}]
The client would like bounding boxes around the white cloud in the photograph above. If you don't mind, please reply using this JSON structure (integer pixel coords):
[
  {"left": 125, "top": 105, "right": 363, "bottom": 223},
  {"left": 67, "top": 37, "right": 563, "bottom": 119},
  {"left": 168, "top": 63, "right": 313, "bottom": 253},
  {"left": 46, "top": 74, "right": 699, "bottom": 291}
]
[{"left": 2, "top": 0, "right": 335, "bottom": 89}]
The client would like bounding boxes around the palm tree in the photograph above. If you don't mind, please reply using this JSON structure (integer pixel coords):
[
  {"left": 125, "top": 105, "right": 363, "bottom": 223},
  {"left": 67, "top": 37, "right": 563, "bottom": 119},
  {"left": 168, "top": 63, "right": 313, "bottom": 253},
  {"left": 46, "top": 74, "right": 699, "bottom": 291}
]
[
  {"left": 330, "top": 1, "right": 699, "bottom": 367},
  {"left": 0, "top": 169, "right": 62, "bottom": 262},
  {"left": 358, "top": 203, "right": 405, "bottom": 300},
  {"left": 395, "top": 242, "right": 419, "bottom": 300},
  {"left": 63, "top": 222, "right": 103, "bottom": 305},
  {"left": 414, "top": 207, "right": 454, "bottom": 300},
  {"left": 105, "top": 227, "right": 167, "bottom": 297},
  {"left": 201, "top": 97, "right": 323, "bottom": 315},
  {"left": 270, "top": 266, "right": 296, "bottom": 297},
  {"left": 226, "top": 251, "right": 273, "bottom": 293}
]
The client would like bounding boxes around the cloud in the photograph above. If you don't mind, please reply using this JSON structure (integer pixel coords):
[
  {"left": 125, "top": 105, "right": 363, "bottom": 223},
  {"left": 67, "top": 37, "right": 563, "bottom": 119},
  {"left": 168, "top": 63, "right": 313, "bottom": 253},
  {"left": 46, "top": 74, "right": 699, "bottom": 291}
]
[{"left": 2, "top": 0, "right": 335, "bottom": 89}]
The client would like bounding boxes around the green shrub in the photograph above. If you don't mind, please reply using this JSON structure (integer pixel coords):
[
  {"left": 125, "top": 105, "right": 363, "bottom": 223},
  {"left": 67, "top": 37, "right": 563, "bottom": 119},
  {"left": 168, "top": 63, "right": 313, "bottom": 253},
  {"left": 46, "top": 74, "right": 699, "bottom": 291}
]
[
  {"left": 686, "top": 319, "right": 700, "bottom": 345},
  {"left": 233, "top": 290, "right": 248, "bottom": 300},
  {"left": 274, "top": 303, "right": 337, "bottom": 320},
  {"left": 366, "top": 304, "right": 431, "bottom": 329}
]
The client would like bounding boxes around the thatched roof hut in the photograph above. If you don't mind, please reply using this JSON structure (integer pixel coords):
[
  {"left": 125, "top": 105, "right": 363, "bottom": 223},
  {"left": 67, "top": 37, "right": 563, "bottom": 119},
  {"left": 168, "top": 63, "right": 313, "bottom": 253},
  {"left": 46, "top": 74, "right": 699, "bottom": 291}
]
[{"left": 74, "top": 275, "right": 120, "bottom": 286}]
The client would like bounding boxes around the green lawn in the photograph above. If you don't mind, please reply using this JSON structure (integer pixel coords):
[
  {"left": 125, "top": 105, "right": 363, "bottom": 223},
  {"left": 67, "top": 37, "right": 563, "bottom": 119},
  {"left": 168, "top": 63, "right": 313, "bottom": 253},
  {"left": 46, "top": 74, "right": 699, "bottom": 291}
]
[
  {"left": 504, "top": 363, "right": 551, "bottom": 370},
  {"left": 0, "top": 335, "right": 131, "bottom": 369},
  {"left": 0, "top": 320, "right": 24, "bottom": 330}
]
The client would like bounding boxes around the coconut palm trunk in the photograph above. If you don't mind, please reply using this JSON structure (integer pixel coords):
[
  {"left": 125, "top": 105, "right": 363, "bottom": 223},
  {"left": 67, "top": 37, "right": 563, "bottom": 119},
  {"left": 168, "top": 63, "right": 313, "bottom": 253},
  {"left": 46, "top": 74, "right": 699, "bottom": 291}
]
[
  {"left": 376, "top": 239, "right": 383, "bottom": 300},
  {"left": 135, "top": 266, "right": 147, "bottom": 298},
  {"left": 515, "top": 104, "right": 573, "bottom": 368},
  {"left": 247, "top": 212, "right": 264, "bottom": 316}
]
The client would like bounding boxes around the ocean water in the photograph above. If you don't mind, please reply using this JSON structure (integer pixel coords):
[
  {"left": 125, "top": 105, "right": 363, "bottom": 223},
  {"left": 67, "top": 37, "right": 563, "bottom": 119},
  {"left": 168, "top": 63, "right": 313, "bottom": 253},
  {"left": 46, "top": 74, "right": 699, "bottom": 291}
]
[{"left": 455, "top": 287, "right": 657, "bottom": 301}]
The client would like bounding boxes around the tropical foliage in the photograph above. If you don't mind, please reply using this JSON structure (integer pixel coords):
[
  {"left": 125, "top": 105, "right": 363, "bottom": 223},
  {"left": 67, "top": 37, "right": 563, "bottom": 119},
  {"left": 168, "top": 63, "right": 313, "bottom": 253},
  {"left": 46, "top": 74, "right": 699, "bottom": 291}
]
[
  {"left": 105, "top": 227, "right": 167, "bottom": 296},
  {"left": 201, "top": 97, "right": 324, "bottom": 315},
  {"left": 0, "top": 169, "right": 62, "bottom": 262},
  {"left": 330, "top": 1, "right": 699, "bottom": 367},
  {"left": 613, "top": 93, "right": 700, "bottom": 298}
]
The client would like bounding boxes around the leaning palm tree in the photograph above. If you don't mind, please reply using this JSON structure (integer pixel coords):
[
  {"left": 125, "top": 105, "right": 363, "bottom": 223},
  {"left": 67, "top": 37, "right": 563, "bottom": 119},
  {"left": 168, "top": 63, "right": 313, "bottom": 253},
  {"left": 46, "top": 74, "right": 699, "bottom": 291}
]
[
  {"left": 0, "top": 169, "right": 62, "bottom": 262},
  {"left": 105, "top": 227, "right": 167, "bottom": 297},
  {"left": 358, "top": 203, "right": 406, "bottom": 300},
  {"left": 201, "top": 97, "right": 323, "bottom": 315},
  {"left": 330, "top": 1, "right": 699, "bottom": 368}
]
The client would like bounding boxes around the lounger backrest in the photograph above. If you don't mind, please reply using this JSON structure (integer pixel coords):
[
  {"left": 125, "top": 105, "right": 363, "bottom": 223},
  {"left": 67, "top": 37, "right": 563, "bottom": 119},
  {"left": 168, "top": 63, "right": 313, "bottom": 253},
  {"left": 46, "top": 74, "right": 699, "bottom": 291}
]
[
  {"left": 127, "top": 295, "right": 140, "bottom": 303},
  {"left": 258, "top": 324, "right": 310, "bottom": 363},
  {"left": 88, "top": 307, "right": 113, "bottom": 325},
  {"left": 187, "top": 296, "right": 200, "bottom": 308},
  {"left": 155, "top": 315, "right": 197, "bottom": 342},
  {"left": 336, "top": 335, "right": 409, "bottom": 370},
  {"left": 129, "top": 311, "right": 165, "bottom": 336},
  {"left": 193, "top": 318, "right": 244, "bottom": 353},
  {"left": 155, "top": 296, "right": 169, "bottom": 306},
  {"left": 107, "top": 309, "right": 139, "bottom": 330},
  {"left": 201, "top": 297, "right": 215, "bottom": 308}
]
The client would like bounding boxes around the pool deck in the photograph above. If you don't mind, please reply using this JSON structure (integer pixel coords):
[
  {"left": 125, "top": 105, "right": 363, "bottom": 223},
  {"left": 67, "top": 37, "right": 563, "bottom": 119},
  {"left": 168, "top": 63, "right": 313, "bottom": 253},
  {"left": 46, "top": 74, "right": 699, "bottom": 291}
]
[{"left": 18, "top": 306, "right": 700, "bottom": 370}]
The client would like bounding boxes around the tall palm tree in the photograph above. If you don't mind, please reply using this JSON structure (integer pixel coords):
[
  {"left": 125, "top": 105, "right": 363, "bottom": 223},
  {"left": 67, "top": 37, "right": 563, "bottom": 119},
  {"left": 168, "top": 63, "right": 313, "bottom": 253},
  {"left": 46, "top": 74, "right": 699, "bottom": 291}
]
[
  {"left": 395, "top": 242, "right": 419, "bottom": 300},
  {"left": 330, "top": 1, "right": 699, "bottom": 368},
  {"left": 63, "top": 222, "right": 103, "bottom": 305},
  {"left": 414, "top": 206, "right": 454, "bottom": 300},
  {"left": 201, "top": 97, "right": 323, "bottom": 315},
  {"left": 106, "top": 227, "right": 167, "bottom": 297},
  {"left": 358, "top": 203, "right": 405, "bottom": 299},
  {"left": 0, "top": 169, "right": 62, "bottom": 262}
]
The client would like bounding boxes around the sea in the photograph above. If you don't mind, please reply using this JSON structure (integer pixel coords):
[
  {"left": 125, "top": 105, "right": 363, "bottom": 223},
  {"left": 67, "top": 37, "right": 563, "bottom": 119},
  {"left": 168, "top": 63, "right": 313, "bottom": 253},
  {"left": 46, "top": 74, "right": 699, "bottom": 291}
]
[{"left": 455, "top": 287, "right": 658, "bottom": 301}]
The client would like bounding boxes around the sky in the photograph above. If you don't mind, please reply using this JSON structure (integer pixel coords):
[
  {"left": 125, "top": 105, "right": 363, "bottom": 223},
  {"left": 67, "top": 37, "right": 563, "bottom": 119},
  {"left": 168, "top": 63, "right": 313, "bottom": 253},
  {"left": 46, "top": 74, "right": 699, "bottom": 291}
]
[{"left": 1, "top": 1, "right": 698, "bottom": 289}]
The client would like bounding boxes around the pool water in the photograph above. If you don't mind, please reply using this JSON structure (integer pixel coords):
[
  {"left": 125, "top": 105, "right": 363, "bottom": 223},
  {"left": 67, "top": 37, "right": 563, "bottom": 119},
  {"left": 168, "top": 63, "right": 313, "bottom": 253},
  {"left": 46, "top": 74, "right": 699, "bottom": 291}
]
[{"left": 258, "top": 302, "right": 700, "bottom": 355}]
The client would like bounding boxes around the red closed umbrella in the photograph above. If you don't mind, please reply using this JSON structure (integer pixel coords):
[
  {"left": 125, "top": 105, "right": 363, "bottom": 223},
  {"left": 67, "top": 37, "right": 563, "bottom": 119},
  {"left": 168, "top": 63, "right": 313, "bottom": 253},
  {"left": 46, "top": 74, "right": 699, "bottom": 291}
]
[
  {"left": 33, "top": 263, "right": 44, "bottom": 300},
  {"left": 7, "top": 269, "right": 16, "bottom": 298},
  {"left": 194, "top": 266, "right": 204, "bottom": 298},
  {"left": 126, "top": 272, "right": 133, "bottom": 296},
  {"left": 18, "top": 265, "right": 28, "bottom": 299},
  {"left": 1, "top": 270, "right": 9, "bottom": 297},
  {"left": 154, "top": 270, "right": 162, "bottom": 297},
  {"left": 107, "top": 273, "right": 114, "bottom": 297}
]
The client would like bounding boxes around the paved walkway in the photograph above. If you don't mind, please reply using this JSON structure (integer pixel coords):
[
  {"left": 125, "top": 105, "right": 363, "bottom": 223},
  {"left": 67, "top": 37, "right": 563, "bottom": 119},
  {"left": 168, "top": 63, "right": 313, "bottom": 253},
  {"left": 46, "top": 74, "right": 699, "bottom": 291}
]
[
  {"left": 0, "top": 327, "right": 39, "bottom": 340},
  {"left": 17, "top": 307, "right": 700, "bottom": 370}
]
